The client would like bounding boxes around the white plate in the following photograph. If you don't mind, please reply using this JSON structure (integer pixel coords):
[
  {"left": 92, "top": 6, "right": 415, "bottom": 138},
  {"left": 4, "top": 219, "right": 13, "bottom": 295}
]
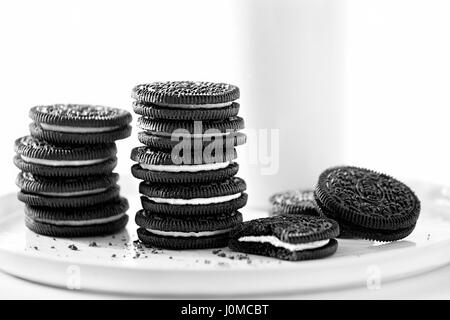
[{"left": 0, "top": 180, "right": 450, "bottom": 297}]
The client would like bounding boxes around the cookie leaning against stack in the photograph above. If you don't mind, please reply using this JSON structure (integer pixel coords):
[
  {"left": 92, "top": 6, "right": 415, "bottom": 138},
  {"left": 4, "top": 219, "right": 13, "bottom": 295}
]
[
  {"left": 13, "top": 104, "right": 132, "bottom": 237},
  {"left": 130, "top": 81, "right": 247, "bottom": 249},
  {"left": 314, "top": 166, "right": 421, "bottom": 241}
]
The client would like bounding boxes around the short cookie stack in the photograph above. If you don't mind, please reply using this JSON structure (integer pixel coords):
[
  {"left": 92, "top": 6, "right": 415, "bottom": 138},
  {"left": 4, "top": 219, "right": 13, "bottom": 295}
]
[
  {"left": 13, "top": 104, "right": 132, "bottom": 237},
  {"left": 130, "top": 81, "right": 248, "bottom": 249}
]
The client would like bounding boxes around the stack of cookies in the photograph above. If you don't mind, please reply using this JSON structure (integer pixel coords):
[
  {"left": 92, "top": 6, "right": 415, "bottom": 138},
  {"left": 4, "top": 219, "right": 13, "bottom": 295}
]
[
  {"left": 130, "top": 81, "right": 248, "bottom": 249},
  {"left": 13, "top": 104, "right": 132, "bottom": 237}
]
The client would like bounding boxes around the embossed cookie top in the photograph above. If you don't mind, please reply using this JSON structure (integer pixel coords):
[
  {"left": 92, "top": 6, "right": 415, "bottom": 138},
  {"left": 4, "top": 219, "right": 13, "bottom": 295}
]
[
  {"left": 232, "top": 215, "right": 339, "bottom": 244},
  {"left": 131, "top": 81, "right": 240, "bottom": 105},
  {"left": 30, "top": 104, "right": 132, "bottom": 127},
  {"left": 14, "top": 136, "right": 116, "bottom": 160},
  {"left": 315, "top": 166, "right": 421, "bottom": 228}
]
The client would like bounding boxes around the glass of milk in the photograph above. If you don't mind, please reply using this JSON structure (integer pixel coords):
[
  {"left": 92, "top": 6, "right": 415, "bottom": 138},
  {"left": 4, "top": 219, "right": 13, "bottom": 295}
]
[{"left": 233, "top": 0, "right": 346, "bottom": 208}]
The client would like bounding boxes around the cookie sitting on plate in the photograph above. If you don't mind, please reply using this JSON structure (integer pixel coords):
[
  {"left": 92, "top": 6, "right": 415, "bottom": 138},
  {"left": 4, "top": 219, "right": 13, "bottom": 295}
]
[
  {"left": 13, "top": 104, "right": 132, "bottom": 237},
  {"left": 229, "top": 215, "right": 340, "bottom": 261},
  {"left": 130, "top": 81, "right": 248, "bottom": 249},
  {"left": 314, "top": 166, "right": 421, "bottom": 242}
]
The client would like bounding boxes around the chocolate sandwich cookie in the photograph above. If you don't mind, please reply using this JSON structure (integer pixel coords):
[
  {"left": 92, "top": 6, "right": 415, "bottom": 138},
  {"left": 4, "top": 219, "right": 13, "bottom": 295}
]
[
  {"left": 139, "top": 177, "right": 248, "bottom": 216},
  {"left": 135, "top": 210, "right": 243, "bottom": 249},
  {"left": 25, "top": 198, "right": 129, "bottom": 237},
  {"left": 29, "top": 104, "right": 132, "bottom": 144},
  {"left": 16, "top": 172, "right": 120, "bottom": 208},
  {"left": 269, "top": 189, "right": 322, "bottom": 216},
  {"left": 314, "top": 166, "right": 421, "bottom": 242},
  {"left": 137, "top": 131, "right": 247, "bottom": 151},
  {"left": 137, "top": 116, "right": 244, "bottom": 138},
  {"left": 132, "top": 101, "right": 240, "bottom": 121},
  {"left": 131, "top": 146, "right": 238, "bottom": 183},
  {"left": 14, "top": 136, "right": 117, "bottom": 177},
  {"left": 132, "top": 81, "right": 240, "bottom": 107},
  {"left": 229, "top": 215, "right": 339, "bottom": 261}
]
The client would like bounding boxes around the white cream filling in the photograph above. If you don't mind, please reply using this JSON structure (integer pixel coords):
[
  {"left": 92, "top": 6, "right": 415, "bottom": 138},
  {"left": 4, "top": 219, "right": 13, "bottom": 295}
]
[
  {"left": 238, "top": 236, "right": 330, "bottom": 252},
  {"left": 40, "top": 123, "right": 121, "bottom": 133},
  {"left": 142, "top": 131, "right": 231, "bottom": 139},
  {"left": 146, "top": 228, "right": 232, "bottom": 238},
  {"left": 143, "top": 193, "right": 241, "bottom": 205},
  {"left": 139, "top": 161, "right": 230, "bottom": 172},
  {"left": 38, "top": 188, "right": 108, "bottom": 197},
  {"left": 153, "top": 101, "right": 233, "bottom": 109},
  {"left": 36, "top": 213, "right": 125, "bottom": 226},
  {"left": 21, "top": 155, "right": 108, "bottom": 167}
]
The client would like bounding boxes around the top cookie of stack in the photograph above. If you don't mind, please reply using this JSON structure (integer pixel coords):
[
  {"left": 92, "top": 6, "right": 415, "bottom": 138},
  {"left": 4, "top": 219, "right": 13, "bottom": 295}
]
[
  {"left": 132, "top": 81, "right": 246, "bottom": 153},
  {"left": 130, "top": 81, "right": 248, "bottom": 250},
  {"left": 29, "top": 104, "right": 132, "bottom": 145}
]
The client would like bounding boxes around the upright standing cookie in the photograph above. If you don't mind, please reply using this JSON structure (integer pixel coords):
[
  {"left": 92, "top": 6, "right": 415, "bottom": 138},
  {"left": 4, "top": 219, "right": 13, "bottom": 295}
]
[
  {"left": 314, "top": 166, "right": 421, "bottom": 241},
  {"left": 229, "top": 215, "right": 339, "bottom": 261},
  {"left": 29, "top": 104, "right": 132, "bottom": 144}
]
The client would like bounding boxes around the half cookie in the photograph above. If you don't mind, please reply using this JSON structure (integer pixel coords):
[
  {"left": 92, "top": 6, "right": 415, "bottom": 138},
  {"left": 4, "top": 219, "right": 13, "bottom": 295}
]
[
  {"left": 314, "top": 166, "right": 421, "bottom": 242},
  {"left": 14, "top": 136, "right": 117, "bottom": 177},
  {"left": 229, "top": 215, "right": 340, "bottom": 261},
  {"left": 139, "top": 177, "right": 248, "bottom": 216},
  {"left": 25, "top": 197, "right": 129, "bottom": 237},
  {"left": 29, "top": 104, "right": 132, "bottom": 144},
  {"left": 136, "top": 210, "right": 243, "bottom": 249}
]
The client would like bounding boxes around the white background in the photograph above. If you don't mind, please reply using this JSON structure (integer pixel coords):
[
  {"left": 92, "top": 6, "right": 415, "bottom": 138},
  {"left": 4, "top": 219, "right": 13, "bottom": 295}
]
[{"left": 1, "top": 0, "right": 450, "bottom": 196}]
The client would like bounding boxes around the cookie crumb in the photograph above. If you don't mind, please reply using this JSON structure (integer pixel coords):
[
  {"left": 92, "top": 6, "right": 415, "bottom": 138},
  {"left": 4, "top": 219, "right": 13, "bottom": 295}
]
[
  {"left": 108, "top": 242, "right": 113, "bottom": 246},
  {"left": 133, "top": 252, "right": 141, "bottom": 259},
  {"left": 218, "top": 252, "right": 226, "bottom": 258},
  {"left": 33, "top": 246, "right": 39, "bottom": 251},
  {"left": 88, "top": 242, "right": 98, "bottom": 247},
  {"left": 50, "top": 246, "right": 55, "bottom": 249},
  {"left": 111, "top": 254, "right": 116, "bottom": 258},
  {"left": 68, "top": 244, "right": 78, "bottom": 251}
]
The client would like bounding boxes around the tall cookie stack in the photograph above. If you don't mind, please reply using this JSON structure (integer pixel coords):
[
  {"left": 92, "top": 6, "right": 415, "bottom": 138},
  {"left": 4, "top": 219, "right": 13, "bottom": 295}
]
[
  {"left": 130, "top": 81, "right": 248, "bottom": 249},
  {"left": 13, "top": 104, "right": 132, "bottom": 237}
]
